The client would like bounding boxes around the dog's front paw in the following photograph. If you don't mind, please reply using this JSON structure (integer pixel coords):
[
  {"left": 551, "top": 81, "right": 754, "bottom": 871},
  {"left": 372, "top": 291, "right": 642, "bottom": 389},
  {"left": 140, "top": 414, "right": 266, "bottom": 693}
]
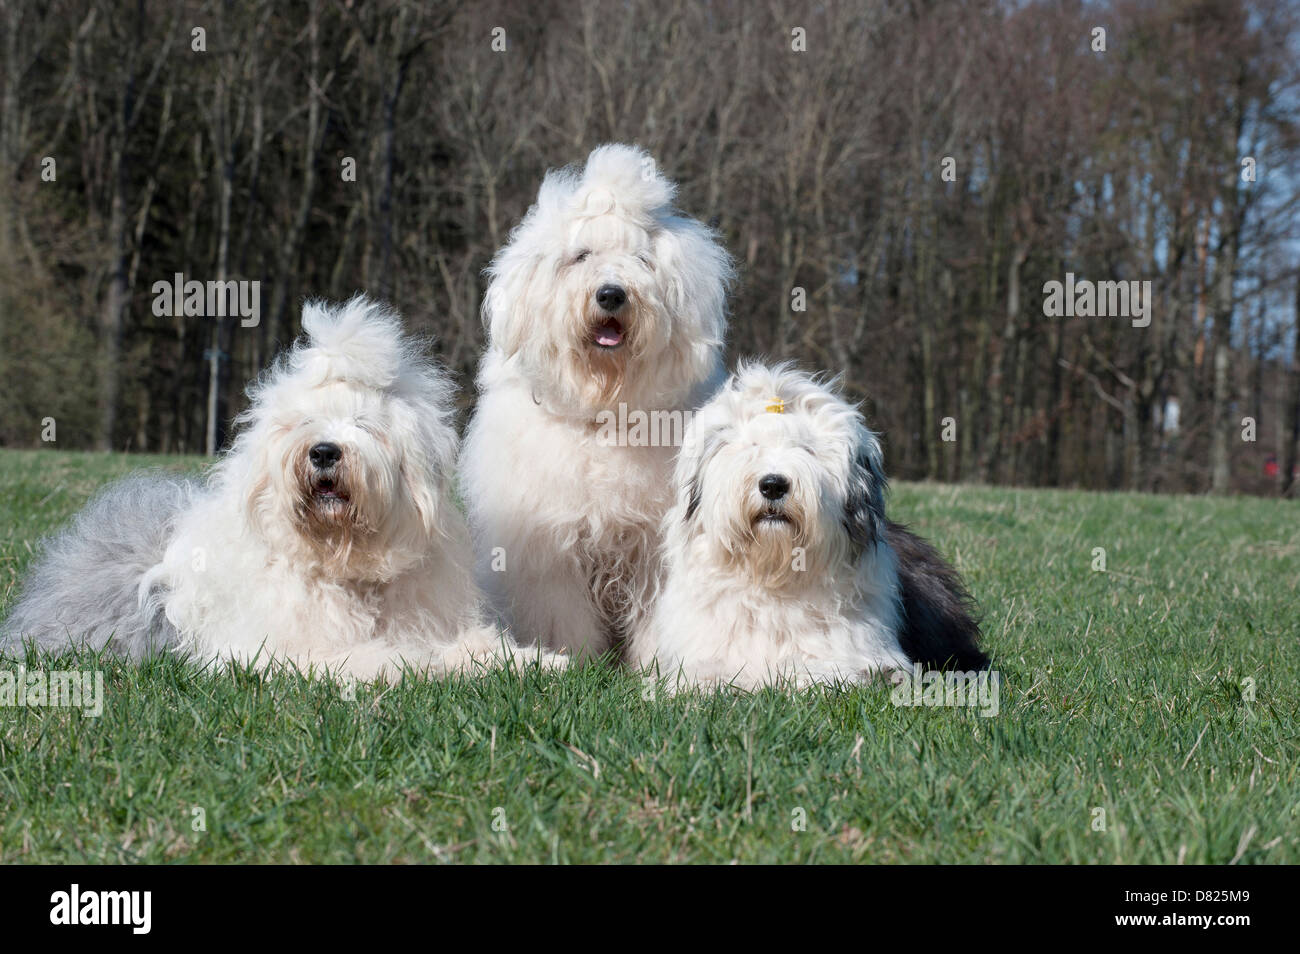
[{"left": 532, "top": 647, "right": 570, "bottom": 671}]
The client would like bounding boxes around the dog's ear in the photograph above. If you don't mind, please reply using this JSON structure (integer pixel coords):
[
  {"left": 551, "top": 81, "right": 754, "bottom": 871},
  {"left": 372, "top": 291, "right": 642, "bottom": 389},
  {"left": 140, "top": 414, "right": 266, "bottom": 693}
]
[
  {"left": 482, "top": 171, "right": 576, "bottom": 357},
  {"left": 242, "top": 464, "right": 274, "bottom": 537},
  {"left": 656, "top": 218, "right": 734, "bottom": 344},
  {"left": 401, "top": 413, "right": 458, "bottom": 541},
  {"left": 843, "top": 430, "right": 888, "bottom": 550},
  {"left": 229, "top": 421, "right": 281, "bottom": 539},
  {"left": 483, "top": 255, "right": 545, "bottom": 359},
  {"left": 682, "top": 429, "right": 723, "bottom": 523},
  {"left": 685, "top": 473, "right": 702, "bottom": 521},
  {"left": 399, "top": 457, "right": 442, "bottom": 540}
]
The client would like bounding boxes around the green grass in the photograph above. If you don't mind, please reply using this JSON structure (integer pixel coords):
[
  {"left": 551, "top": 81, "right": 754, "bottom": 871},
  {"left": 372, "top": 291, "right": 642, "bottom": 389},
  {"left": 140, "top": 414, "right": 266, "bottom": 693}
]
[{"left": 1, "top": 448, "right": 1297, "bottom": 863}]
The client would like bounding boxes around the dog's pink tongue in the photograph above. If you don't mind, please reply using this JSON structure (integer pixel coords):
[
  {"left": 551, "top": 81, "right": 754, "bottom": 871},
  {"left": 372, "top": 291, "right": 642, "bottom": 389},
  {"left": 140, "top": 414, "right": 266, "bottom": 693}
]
[{"left": 595, "top": 319, "right": 624, "bottom": 347}]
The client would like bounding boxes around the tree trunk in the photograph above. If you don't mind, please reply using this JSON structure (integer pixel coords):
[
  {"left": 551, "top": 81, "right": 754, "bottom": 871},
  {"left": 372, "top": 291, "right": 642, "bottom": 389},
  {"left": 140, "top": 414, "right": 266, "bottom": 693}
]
[
  {"left": 98, "top": 150, "right": 130, "bottom": 451},
  {"left": 1282, "top": 275, "right": 1300, "bottom": 497},
  {"left": 265, "top": 0, "right": 326, "bottom": 353},
  {"left": 1208, "top": 240, "right": 1237, "bottom": 494},
  {"left": 983, "top": 240, "right": 1028, "bottom": 483}
]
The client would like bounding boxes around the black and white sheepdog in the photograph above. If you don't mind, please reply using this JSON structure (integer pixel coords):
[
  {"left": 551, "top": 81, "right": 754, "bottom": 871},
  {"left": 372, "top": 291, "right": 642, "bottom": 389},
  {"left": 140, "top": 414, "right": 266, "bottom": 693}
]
[{"left": 629, "top": 362, "right": 987, "bottom": 689}]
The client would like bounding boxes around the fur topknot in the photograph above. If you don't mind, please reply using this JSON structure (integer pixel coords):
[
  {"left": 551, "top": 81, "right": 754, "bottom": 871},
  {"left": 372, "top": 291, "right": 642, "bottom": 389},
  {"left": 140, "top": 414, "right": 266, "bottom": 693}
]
[
  {"left": 537, "top": 143, "right": 677, "bottom": 228},
  {"left": 251, "top": 296, "right": 454, "bottom": 428},
  {"left": 298, "top": 296, "right": 411, "bottom": 390},
  {"left": 712, "top": 360, "right": 877, "bottom": 451},
  {"left": 494, "top": 144, "right": 691, "bottom": 278}
]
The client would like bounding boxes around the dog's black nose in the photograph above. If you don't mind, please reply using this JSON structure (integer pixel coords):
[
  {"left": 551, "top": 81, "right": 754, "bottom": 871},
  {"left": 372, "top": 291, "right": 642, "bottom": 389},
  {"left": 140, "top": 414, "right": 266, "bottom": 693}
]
[
  {"left": 595, "top": 284, "right": 627, "bottom": 313},
  {"left": 309, "top": 442, "right": 342, "bottom": 469},
  {"left": 758, "top": 473, "right": 790, "bottom": 500}
]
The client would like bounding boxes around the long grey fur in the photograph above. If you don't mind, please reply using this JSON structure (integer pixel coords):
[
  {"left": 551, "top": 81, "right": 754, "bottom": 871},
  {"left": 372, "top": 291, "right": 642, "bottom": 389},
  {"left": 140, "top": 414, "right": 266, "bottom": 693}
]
[{"left": 1, "top": 474, "right": 193, "bottom": 658}]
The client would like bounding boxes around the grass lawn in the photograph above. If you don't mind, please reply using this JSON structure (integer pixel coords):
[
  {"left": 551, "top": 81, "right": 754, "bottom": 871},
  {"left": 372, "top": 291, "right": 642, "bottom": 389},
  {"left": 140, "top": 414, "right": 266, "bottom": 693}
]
[{"left": 0, "top": 448, "right": 1296, "bottom": 863}]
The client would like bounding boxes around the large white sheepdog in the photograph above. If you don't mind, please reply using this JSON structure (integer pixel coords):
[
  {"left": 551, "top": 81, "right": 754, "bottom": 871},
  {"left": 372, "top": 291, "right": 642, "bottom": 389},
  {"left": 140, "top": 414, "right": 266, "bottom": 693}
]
[
  {"left": 462, "top": 144, "right": 733, "bottom": 657},
  {"left": 2, "top": 297, "right": 555, "bottom": 679},
  {"left": 628, "top": 363, "right": 986, "bottom": 690}
]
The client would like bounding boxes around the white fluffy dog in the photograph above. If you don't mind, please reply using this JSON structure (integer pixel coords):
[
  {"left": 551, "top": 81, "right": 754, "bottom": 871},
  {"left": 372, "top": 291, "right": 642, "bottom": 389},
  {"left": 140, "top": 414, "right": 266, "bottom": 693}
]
[
  {"left": 2, "top": 297, "right": 555, "bottom": 680},
  {"left": 629, "top": 363, "right": 985, "bottom": 690},
  {"left": 462, "top": 144, "right": 733, "bottom": 657}
]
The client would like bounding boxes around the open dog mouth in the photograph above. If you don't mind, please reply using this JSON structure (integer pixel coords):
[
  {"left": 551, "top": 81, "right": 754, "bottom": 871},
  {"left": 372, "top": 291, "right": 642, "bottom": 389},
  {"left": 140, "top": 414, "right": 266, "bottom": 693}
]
[
  {"left": 754, "top": 509, "right": 792, "bottom": 528},
  {"left": 311, "top": 476, "right": 350, "bottom": 503},
  {"left": 590, "top": 317, "right": 625, "bottom": 349}
]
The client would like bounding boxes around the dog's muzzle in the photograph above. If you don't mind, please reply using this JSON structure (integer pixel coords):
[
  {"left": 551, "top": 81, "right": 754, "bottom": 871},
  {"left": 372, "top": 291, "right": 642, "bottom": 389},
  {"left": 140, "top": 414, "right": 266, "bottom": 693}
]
[
  {"left": 753, "top": 473, "right": 793, "bottom": 528},
  {"left": 591, "top": 284, "right": 627, "bottom": 349},
  {"left": 307, "top": 442, "right": 350, "bottom": 508},
  {"left": 754, "top": 506, "right": 793, "bottom": 528}
]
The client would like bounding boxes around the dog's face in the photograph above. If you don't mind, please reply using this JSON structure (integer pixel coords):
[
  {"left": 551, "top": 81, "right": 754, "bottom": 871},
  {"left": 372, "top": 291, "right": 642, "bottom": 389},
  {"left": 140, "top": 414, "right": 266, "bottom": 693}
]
[
  {"left": 484, "top": 144, "right": 732, "bottom": 412},
  {"left": 546, "top": 199, "right": 661, "bottom": 403},
  {"left": 226, "top": 300, "right": 455, "bottom": 580},
  {"left": 269, "top": 379, "right": 405, "bottom": 537},
  {"left": 676, "top": 365, "right": 887, "bottom": 586},
  {"left": 256, "top": 378, "right": 443, "bottom": 577}
]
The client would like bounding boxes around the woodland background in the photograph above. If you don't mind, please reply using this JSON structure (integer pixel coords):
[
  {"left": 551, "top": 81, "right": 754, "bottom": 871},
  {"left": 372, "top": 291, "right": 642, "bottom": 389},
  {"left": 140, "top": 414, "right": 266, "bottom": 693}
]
[{"left": 1, "top": 0, "right": 1298, "bottom": 496}]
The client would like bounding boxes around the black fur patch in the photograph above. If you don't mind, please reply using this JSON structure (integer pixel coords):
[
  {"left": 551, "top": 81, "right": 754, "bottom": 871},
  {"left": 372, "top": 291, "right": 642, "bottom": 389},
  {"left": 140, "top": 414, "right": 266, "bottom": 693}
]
[
  {"left": 683, "top": 431, "right": 723, "bottom": 523},
  {"left": 685, "top": 476, "right": 702, "bottom": 521},
  {"left": 888, "top": 521, "right": 988, "bottom": 671},
  {"left": 843, "top": 445, "right": 888, "bottom": 549}
]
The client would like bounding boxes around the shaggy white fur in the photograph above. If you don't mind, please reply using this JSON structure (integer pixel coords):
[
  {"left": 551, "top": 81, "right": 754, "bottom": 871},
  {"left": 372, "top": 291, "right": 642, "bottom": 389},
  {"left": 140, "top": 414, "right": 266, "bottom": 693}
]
[
  {"left": 3, "top": 297, "right": 560, "bottom": 680},
  {"left": 462, "top": 144, "right": 733, "bottom": 657},
  {"left": 628, "top": 363, "right": 912, "bottom": 689}
]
